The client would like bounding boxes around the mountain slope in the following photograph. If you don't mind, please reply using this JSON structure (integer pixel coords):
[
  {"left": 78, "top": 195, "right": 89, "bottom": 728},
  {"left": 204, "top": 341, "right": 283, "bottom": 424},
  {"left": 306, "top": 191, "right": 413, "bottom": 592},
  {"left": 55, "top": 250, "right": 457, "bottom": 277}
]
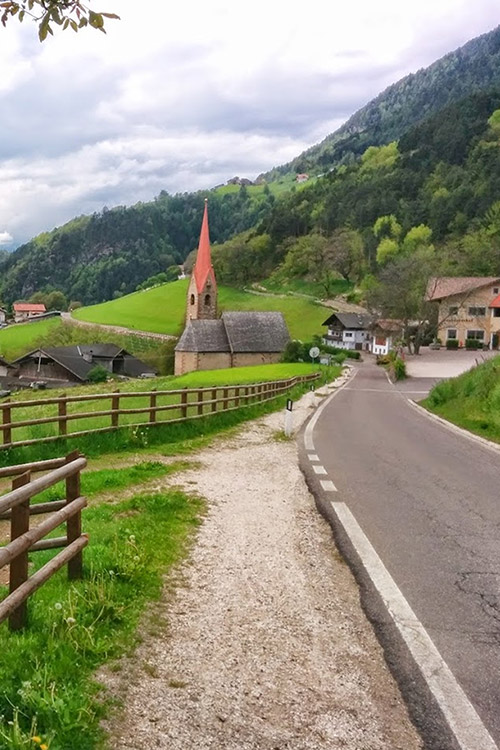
[{"left": 262, "top": 25, "right": 500, "bottom": 179}]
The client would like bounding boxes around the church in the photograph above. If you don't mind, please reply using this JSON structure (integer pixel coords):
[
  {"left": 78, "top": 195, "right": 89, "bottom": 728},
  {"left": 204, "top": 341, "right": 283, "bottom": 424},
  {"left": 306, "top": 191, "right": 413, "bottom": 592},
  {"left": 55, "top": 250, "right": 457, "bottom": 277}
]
[{"left": 174, "top": 200, "right": 290, "bottom": 376}]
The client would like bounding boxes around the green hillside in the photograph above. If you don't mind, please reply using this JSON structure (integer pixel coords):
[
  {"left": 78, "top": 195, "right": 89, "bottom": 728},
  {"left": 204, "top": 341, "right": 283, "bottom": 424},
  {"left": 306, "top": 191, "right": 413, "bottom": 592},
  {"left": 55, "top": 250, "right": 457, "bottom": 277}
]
[
  {"left": 0, "top": 318, "right": 61, "bottom": 361},
  {"left": 73, "top": 279, "right": 330, "bottom": 340},
  {"left": 263, "top": 25, "right": 500, "bottom": 179}
]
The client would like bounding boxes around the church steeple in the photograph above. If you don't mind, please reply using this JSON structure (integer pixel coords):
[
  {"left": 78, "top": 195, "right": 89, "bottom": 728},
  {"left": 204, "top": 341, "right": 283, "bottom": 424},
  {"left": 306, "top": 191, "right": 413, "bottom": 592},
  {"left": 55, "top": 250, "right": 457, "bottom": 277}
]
[{"left": 186, "top": 199, "right": 218, "bottom": 321}]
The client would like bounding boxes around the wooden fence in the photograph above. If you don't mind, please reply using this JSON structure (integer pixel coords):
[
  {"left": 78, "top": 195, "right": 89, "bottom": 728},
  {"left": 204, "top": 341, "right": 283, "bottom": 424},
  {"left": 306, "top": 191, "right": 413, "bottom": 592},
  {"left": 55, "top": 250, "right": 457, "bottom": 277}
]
[
  {"left": 0, "top": 373, "right": 320, "bottom": 450},
  {"left": 0, "top": 451, "right": 87, "bottom": 630}
]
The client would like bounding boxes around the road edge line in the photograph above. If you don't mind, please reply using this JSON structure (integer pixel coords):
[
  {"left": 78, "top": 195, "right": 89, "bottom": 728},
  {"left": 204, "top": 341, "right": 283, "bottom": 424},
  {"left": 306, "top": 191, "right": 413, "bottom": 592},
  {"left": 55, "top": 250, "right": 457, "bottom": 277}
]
[
  {"left": 408, "top": 399, "right": 500, "bottom": 457},
  {"left": 304, "top": 368, "right": 357, "bottom": 451},
  {"left": 331, "top": 500, "right": 499, "bottom": 750}
]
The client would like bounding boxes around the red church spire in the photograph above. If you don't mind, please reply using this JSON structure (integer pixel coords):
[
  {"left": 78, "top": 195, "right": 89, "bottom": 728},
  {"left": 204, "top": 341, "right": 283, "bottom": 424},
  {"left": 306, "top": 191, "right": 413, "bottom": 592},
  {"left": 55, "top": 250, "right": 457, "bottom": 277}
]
[{"left": 193, "top": 199, "right": 216, "bottom": 293}]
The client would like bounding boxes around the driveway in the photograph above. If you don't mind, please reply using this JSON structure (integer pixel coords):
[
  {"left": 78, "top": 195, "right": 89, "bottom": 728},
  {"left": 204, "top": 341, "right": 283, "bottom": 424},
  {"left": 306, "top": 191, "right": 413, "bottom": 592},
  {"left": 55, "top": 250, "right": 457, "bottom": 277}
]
[{"left": 404, "top": 347, "right": 498, "bottom": 379}]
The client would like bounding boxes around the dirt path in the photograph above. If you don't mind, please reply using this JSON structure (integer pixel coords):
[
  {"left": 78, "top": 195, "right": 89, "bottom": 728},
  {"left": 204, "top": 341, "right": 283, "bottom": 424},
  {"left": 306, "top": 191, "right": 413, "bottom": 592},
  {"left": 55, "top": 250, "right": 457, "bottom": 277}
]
[{"left": 106, "top": 391, "right": 423, "bottom": 749}]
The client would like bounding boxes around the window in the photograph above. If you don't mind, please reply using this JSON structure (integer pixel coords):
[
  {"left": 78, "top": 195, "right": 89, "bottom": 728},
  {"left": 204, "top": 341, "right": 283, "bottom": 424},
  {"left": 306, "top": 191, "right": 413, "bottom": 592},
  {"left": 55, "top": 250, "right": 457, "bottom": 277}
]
[
  {"left": 494, "top": 288, "right": 499, "bottom": 295},
  {"left": 204, "top": 294, "right": 211, "bottom": 306},
  {"left": 448, "top": 306, "right": 458, "bottom": 316},
  {"left": 447, "top": 329, "right": 457, "bottom": 339},
  {"left": 468, "top": 306, "right": 486, "bottom": 316},
  {"left": 466, "top": 330, "right": 485, "bottom": 340},
  {"left": 190, "top": 294, "right": 195, "bottom": 305},
  {"left": 344, "top": 332, "right": 353, "bottom": 338}
]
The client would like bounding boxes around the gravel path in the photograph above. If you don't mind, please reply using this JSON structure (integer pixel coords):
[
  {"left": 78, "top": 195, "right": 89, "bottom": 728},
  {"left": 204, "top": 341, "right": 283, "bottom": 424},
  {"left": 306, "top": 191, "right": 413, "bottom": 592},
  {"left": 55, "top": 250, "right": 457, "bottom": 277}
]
[{"left": 107, "top": 391, "right": 423, "bottom": 749}]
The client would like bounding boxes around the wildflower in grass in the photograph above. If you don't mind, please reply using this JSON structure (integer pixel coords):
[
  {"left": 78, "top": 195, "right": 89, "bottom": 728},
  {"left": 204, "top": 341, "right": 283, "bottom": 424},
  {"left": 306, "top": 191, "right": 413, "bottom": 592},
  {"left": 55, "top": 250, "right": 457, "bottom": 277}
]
[
  {"left": 31, "top": 737, "right": 42, "bottom": 744},
  {"left": 129, "top": 534, "right": 136, "bottom": 543},
  {"left": 133, "top": 556, "right": 140, "bottom": 562},
  {"left": 54, "top": 602, "right": 62, "bottom": 611},
  {"left": 40, "top": 744, "right": 49, "bottom": 750},
  {"left": 66, "top": 617, "right": 76, "bottom": 626}
]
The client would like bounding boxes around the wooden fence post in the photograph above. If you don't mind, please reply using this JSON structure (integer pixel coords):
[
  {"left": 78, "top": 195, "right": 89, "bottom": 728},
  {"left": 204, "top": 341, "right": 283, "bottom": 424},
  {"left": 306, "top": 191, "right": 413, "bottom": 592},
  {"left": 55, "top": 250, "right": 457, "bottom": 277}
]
[
  {"left": 212, "top": 388, "right": 217, "bottom": 413},
  {"left": 223, "top": 386, "right": 229, "bottom": 410},
  {"left": 65, "top": 451, "right": 82, "bottom": 580},
  {"left": 58, "top": 394, "right": 67, "bottom": 436},
  {"left": 234, "top": 387, "right": 240, "bottom": 408},
  {"left": 197, "top": 389, "right": 203, "bottom": 416},
  {"left": 181, "top": 388, "right": 188, "bottom": 419},
  {"left": 2, "top": 399, "right": 11, "bottom": 447},
  {"left": 149, "top": 390, "right": 157, "bottom": 424},
  {"left": 111, "top": 390, "right": 120, "bottom": 428},
  {"left": 9, "top": 471, "right": 31, "bottom": 631}
]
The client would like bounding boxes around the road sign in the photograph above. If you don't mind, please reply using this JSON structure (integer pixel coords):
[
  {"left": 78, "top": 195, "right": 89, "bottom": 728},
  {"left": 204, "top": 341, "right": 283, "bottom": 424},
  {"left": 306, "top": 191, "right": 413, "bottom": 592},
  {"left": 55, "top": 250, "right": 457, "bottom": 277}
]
[{"left": 309, "top": 346, "right": 320, "bottom": 360}]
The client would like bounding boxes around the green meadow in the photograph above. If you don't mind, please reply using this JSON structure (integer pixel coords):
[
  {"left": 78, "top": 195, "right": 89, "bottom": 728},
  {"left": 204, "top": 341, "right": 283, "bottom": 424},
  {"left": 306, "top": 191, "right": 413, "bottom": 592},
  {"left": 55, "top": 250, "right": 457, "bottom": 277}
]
[
  {"left": 0, "top": 319, "right": 62, "bottom": 361},
  {"left": 73, "top": 279, "right": 329, "bottom": 340}
]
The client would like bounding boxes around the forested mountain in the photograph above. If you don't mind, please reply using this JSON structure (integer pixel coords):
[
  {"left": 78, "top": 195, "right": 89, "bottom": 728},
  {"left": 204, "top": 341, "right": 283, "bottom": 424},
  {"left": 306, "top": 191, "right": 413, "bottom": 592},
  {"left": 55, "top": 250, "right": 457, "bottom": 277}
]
[
  {"left": 261, "top": 25, "right": 500, "bottom": 180},
  {"left": 0, "top": 187, "right": 274, "bottom": 305},
  {"left": 3, "top": 26, "right": 500, "bottom": 309}
]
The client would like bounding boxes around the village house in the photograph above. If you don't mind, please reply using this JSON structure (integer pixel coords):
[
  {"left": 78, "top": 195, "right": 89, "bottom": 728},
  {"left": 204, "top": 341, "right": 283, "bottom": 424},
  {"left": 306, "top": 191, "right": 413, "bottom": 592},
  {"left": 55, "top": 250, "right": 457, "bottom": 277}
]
[
  {"left": 175, "top": 201, "right": 290, "bottom": 375},
  {"left": 0, "top": 308, "right": 7, "bottom": 325},
  {"left": 13, "top": 302, "right": 46, "bottom": 323},
  {"left": 322, "top": 312, "right": 373, "bottom": 352},
  {"left": 13, "top": 344, "right": 155, "bottom": 384},
  {"left": 426, "top": 276, "right": 500, "bottom": 348},
  {"left": 371, "top": 319, "right": 404, "bottom": 356},
  {"left": 0, "top": 356, "right": 10, "bottom": 378}
]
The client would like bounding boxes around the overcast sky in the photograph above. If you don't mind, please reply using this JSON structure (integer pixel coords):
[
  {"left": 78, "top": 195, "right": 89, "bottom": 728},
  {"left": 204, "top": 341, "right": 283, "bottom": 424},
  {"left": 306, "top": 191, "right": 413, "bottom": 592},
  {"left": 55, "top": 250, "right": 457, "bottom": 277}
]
[{"left": 0, "top": 0, "right": 499, "bottom": 249}]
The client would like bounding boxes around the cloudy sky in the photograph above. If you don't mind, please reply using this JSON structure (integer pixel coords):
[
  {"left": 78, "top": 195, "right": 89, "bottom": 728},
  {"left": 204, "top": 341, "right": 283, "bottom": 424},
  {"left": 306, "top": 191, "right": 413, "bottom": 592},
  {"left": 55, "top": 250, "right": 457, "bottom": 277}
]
[{"left": 0, "top": 0, "right": 499, "bottom": 249}]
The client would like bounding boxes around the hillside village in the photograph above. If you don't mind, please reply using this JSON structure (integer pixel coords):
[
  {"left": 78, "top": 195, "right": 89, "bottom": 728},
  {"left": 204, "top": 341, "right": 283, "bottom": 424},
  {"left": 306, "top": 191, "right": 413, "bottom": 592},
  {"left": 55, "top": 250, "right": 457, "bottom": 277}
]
[{"left": 2, "top": 11, "right": 500, "bottom": 750}]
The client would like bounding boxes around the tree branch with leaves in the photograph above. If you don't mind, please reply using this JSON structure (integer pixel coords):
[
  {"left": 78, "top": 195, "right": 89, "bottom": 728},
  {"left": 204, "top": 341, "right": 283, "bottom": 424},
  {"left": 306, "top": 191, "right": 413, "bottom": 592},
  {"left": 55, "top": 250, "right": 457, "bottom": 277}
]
[{"left": 0, "top": 1, "right": 119, "bottom": 41}]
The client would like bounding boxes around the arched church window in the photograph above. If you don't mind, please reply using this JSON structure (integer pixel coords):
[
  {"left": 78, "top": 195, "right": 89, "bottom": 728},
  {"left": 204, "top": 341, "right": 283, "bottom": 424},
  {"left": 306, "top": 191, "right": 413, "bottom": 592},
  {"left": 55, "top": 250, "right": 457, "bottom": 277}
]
[
  {"left": 205, "top": 294, "right": 211, "bottom": 306},
  {"left": 190, "top": 294, "right": 195, "bottom": 305}
]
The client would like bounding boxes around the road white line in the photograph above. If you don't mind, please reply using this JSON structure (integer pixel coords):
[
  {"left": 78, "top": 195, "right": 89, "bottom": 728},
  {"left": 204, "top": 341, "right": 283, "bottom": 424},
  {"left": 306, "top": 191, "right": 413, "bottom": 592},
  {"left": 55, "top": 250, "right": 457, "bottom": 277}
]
[
  {"left": 308, "top": 454, "right": 320, "bottom": 461},
  {"left": 320, "top": 480, "right": 337, "bottom": 491},
  {"left": 331, "top": 501, "right": 498, "bottom": 750},
  {"left": 304, "top": 369, "right": 358, "bottom": 451},
  {"left": 313, "top": 465, "right": 327, "bottom": 475}
]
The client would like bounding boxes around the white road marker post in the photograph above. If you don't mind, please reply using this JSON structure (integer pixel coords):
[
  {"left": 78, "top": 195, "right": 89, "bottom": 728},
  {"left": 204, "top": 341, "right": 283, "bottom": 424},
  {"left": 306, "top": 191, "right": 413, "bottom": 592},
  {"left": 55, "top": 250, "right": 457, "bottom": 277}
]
[{"left": 284, "top": 398, "right": 293, "bottom": 437}]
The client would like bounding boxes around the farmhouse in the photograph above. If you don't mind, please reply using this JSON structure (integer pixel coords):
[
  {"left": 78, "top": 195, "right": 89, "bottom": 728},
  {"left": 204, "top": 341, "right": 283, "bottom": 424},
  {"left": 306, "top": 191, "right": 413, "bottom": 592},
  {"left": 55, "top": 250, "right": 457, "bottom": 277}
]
[
  {"left": 322, "top": 312, "right": 373, "bottom": 352},
  {"left": 13, "top": 344, "right": 155, "bottom": 383},
  {"left": 0, "top": 308, "right": 6, "bottom": 325},
  {"left": 426, "top": 276, "right": 500, "bottom": 348},
  {"left": 175, "top": 201, "right": 290, "bottom": 375},
  {"left": 371, "top": 319, "right": 404, "bottom": 356},
  {"left": 13, "top": 302, "right": 46, "bottom": 323}
]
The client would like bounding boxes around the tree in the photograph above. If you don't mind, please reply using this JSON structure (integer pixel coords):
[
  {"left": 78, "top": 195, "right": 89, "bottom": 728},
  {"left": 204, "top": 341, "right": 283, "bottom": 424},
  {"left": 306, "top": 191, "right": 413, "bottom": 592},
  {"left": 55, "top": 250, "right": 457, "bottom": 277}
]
[
  {"left": 0, "top": 1, "right": 119, "bottom": 41},
  {"left": 324, "top": 228, "right": 365, "bottom": 284}
]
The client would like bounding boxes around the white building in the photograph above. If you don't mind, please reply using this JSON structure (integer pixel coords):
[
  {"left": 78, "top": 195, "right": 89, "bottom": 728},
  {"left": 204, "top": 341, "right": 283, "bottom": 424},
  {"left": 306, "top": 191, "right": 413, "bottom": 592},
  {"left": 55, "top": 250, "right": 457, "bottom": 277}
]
[
  {"left": 0, "top": 308, "right": 6, "bottom": 325},
  {"left": 322, "top": 312, "right": 373, "bottom": 352}
]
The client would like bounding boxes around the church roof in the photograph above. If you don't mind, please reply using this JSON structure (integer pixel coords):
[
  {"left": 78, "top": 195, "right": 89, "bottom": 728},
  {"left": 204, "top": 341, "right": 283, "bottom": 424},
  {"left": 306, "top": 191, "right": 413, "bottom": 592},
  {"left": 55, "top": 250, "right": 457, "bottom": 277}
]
[
  {"left": 193, "top": 199, "right": 217, "bottom": 294},
  {"left": 175, "top": 311, "right": 290, "bottom": 354}
]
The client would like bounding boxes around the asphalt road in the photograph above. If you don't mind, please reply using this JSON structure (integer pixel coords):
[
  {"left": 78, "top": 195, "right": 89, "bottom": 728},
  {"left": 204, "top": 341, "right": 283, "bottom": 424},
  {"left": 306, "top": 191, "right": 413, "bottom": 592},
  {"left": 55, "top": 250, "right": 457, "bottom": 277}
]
[{"left": 300, "top": 363, "right": 500, "bottom": 750}]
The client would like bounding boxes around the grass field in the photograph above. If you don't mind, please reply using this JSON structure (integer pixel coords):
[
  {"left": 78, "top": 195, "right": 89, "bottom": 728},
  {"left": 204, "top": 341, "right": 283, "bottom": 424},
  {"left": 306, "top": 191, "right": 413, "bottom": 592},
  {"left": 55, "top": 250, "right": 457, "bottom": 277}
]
[
  {"left": 258, "top": 277, "right": 353, "bottom": 298},
  {"left": 73, "top": 280, "right": 330, "bottom": 340},
  {"left": 0, "top": 319, "right": 62, "bottom": 361},
  {"left": 424, "top": 355, "right": 500, "bottom": 443},
  {"left": 0, "top": 363, "right": 326, "bottom": 453}
]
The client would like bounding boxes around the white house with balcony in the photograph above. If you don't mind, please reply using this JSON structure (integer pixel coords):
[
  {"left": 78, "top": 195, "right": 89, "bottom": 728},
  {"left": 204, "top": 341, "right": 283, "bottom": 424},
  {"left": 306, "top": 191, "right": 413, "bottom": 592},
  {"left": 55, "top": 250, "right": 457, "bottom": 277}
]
[{"left": 322, "top": 312, "right": 373, "bottom": 351}]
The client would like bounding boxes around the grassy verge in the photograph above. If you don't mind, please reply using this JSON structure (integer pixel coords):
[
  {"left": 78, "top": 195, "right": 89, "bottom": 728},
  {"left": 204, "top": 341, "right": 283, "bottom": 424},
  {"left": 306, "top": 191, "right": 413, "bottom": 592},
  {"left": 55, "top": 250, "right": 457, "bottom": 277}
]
[
  {"left": 72, "top": 280, "right": 329, "bottom": 340},
  {"left": 0, "top": 366, "right": 340, "bottom": 467},
  {"left": 0, "top": 487, "right": 204, "bottom": 749},
  {"left": 0, "top": 363, "right": 321, "bottom": 450},
  {"left": 423, "top": 355, "right": 500, "bottom": 442}
]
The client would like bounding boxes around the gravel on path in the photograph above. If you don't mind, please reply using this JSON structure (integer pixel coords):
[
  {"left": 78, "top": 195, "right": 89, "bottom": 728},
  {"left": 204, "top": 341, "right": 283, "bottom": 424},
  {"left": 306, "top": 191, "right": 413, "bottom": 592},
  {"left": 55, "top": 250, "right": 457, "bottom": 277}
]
[{"left": 106, "top": 390, "right": 423, "bottom": 750}]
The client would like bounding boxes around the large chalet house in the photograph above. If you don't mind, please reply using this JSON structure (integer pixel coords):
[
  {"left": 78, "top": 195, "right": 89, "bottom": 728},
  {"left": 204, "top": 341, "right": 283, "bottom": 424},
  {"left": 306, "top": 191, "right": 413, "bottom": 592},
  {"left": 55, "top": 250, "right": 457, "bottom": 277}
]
[
  {"left": 426, "top": 276, "right": 500, "bottom": 348},
  {"left": 13, "top": 302, "right": 46, "bottom": 323},
  {"left": 175, "top": 201, "right": 290, "bottom": 375},
  {"left": 321, "top": 313, "right": 402, "bottom": 356}
]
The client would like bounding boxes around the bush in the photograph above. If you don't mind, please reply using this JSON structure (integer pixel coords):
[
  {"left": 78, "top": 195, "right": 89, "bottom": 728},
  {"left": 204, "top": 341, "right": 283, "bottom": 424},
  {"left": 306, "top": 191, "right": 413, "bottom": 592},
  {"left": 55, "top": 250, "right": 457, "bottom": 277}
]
[
  {"left": 392, "top": 356, "right": 407, "bottom": 380},
  {"left": 465, "top": 338, "right": 482, "bottom": 350},
  {"left": 446, "top": 339, "right": 459, "bottom": 349},
  {"left": 87, "top": 365, "right": 109, "bottom": 383}
]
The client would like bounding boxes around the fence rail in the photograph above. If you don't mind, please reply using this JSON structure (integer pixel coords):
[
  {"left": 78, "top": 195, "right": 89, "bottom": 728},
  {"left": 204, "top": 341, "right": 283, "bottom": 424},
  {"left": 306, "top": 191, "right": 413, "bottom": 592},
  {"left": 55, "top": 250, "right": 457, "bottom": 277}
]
[
  {"left": 0, "top": 373, "right": 319, "bottom": 450},
  {"left": 0, "top": 451, "right": 87, "bottom": 630}
]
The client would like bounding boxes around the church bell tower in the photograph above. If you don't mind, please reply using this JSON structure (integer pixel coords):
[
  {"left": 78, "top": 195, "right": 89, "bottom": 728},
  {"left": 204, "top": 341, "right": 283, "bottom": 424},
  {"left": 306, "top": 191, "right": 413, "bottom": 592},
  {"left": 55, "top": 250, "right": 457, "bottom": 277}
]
[{"left": 186, "top": 199, "right": 218, "bottom": 322}]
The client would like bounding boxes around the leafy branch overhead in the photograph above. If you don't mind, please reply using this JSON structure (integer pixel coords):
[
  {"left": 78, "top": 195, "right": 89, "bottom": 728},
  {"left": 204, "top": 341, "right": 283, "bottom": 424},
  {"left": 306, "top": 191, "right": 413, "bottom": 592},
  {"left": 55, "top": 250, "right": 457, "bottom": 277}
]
[{"left": 0, "top": 1, "right": 119, "bottom": 41}]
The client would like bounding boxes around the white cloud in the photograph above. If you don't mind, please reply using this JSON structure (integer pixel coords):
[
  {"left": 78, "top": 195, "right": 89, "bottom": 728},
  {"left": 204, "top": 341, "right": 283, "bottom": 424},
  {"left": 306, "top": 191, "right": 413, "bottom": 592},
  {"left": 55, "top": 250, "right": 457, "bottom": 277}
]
[
  {"left": 0, "top": 231, "right": 13, "bottom": 245},
  {"left": 0, "top": 0, "right": 499, "bottom": 247}
]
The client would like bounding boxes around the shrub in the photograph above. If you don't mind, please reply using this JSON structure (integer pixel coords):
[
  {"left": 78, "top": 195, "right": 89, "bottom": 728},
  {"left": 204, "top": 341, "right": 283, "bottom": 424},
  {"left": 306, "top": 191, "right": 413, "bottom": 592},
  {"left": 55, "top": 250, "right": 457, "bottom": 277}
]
[
  {"left": 465, "top": 338, "right": 482, "bottom": 350},
  {"left": 87, "top": 364, "right": 108, "bottom": 383},
  {"left": 446, "top": 339, "right": 459, "bottom": 349},
  {"left": 392, "top": 356, "right": 407, "bottom": 380}
]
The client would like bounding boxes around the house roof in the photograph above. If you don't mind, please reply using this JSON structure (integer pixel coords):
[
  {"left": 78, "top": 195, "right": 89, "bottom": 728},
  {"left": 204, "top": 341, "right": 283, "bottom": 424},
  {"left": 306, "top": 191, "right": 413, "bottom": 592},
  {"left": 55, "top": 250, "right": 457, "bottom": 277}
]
[
  {"left": 192, "top": 200, "right": 217, "bottom": 294},
  {"left": 13, "top": 344, "right": 154, "bottom": 381},
  {"left": 322, "top": 312, "right": 373, "bottom": 329},
  {"left": 0, "top": 355, "right": 10, "bottom": 368},
  {"left": 490, "top": 294, "right": 500, "bottom": 309},
  {"left": 425, "top": 277, "right": 500, "bottom": 301},
  {"left": 175, "top": 320, "right": 231, "bottom": 353},
  {"left": 373, "top": 318, "right": 404, "bottom": 333},
  {"left": 13, "top": 303, "right": 46, "bottom": 312},
  {"left": 175, "top": 312, "right": 290, "bottom": 354}
]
